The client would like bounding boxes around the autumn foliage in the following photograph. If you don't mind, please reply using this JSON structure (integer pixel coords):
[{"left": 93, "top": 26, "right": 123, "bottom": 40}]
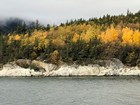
[
  {"left": 100, "top": 26, "right": 140, "bottom": 47},
  {"left": 100, "top": 26, "right": 119, "bottom": 43},
  {"left": 1, "top": 11, "right": 140, "bottom": 66}
]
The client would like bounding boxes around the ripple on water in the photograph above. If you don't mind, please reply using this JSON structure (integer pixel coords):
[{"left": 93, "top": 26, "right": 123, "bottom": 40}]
[{"left": 0, "top": 77, "right": 140, "bottom": 105}]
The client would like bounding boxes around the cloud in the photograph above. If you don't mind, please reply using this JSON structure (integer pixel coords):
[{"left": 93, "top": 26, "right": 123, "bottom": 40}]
[{"left": 0, "top": 0, "right": 139, "bottom": 25}]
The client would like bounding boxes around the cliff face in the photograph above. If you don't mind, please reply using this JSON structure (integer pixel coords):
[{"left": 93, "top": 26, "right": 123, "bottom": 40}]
[{"left": 0, "top": 59, "right": 140, "bottom": 76}]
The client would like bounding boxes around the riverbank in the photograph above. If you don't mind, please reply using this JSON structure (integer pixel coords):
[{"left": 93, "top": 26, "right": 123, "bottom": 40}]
[{"left": 0, "top": 58, "right": 140, "bottom": 77}]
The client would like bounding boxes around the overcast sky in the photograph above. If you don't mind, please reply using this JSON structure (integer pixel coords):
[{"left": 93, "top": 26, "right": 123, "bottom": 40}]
[{"left": 0, "top": 0, "right": 140, "bottom": 25}]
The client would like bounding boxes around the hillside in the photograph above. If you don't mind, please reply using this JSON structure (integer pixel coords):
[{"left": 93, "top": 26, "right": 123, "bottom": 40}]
[{"left": 0, "top": 11, "right": 140, "bottom": 66}]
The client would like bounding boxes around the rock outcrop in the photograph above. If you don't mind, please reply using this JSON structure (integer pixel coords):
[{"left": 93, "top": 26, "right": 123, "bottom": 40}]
[
  {"left": 0, "top": 63, "right": 42, "bottom": 76},
  {"left": 0, "top": 59, "right": 140, "bottom": 76},
  {"left": 94, "top": 58, "right": 124, "bottom": 69},
  {"left": 16, "top": 59, "right": 31, "bottom": 68}
]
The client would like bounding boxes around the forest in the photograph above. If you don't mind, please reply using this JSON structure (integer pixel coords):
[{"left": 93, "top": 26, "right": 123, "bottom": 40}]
[{"left": 0, "top": 10, "right": 140, "bottom": 66}]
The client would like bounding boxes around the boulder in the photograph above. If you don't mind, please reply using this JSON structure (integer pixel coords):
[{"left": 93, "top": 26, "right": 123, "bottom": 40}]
[
  {"left": 15, "top": 59, "right": 56, "bottom": 72},
  {"left": 0, "top": 64, "right": 32, "bottom": 76},
  {"left": 94, "top": 58, "right": 124, "bottom": 70},
  {"left": 31, "top": 60, "right": 46, "bottom": 72},
  {"left": 1, "top": 58, "right": 140, "bottom": 77},
  {"left": 16, "top": 59, "right": 31, "bottom": 68}
]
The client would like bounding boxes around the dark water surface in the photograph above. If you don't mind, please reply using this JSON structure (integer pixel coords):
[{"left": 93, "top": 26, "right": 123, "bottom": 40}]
[{"left": 0, "top": 77, "right": 140, "bottom": 105}]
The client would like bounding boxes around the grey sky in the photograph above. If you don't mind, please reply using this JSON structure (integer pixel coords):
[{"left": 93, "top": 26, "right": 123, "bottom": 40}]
[{"left": 0, "top": 0, "right": 140, "bottom": 25}]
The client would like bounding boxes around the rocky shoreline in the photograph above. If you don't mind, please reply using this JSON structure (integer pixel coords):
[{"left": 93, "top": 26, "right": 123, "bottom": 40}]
[{"left": 0, "top": 59, "right": 140, "bottom": 77}]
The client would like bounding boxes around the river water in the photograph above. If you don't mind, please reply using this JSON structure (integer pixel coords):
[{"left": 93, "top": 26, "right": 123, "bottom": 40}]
[{"left": 0, "top": 77, "right": 140, "bottom": 105}]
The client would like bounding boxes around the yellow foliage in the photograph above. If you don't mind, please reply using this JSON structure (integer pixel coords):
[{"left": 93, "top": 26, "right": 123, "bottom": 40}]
[
  {"left": 122, "top": 27, "right": 134, "bottom": 45},
  {"left": 81, "top": 28, "right": 93, "bottom": 42},
  {"left": 21, "top": 30, "right": 48, "bottom": 49},
  {"left": 6, "top": 23, "right": 140, "bottom": 54},
  {"left": 52, "top": 38, "right": 65, "bottom": 47},
  {"left": 7, "top": 23, "right": 102, "bottom": 49},
  {"left": 14, "top": 34, "right": 21, "bottom": 41},
  {"left": 47, "top": 24, "right": 101, "bottom": 45},
  {"left": 81, "top": 26, "right": 100, "bottom": 43},
  {"left": 8, "top": 34, "right": 21, "bottom": 44},
  {"left": 7, "top": 30, "right": 49, "bottom": 50},
  {"left": 133, "top": 30, "right": 140, "bottom": 46},
  {"left": 50, "top": 50, "right": 60, "bottom": 65},
  {"left": 100, "top": 26, "right": 140, "bottom": 46},
  {"left": 43, "top": 32, "right": 47, "bottom": 37},
  {"left": 100, "top": 26, "right": 119, "bottom": 43},
  {"left": 72, "top": 33, "right": 80, "bottom": 42}
]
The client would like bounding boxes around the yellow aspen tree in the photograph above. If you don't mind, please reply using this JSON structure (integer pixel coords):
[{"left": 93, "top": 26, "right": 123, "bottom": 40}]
[
  {"left": 52, "top": 38, "right": 64, "bottom": 47},
  {"left": 50, "top": 50, "right": 60, "bottom": 65},
  {"left": 122, "top": 27, "right": 133, "bottom": 45},
  {"left": 133, "top": 30, "right": 140, "bottom": 46},
  {"left": 100, "top": 26, "right": 119, "bottom": 43},
  {"left": 72, "top": 33, "right": 80, "bottom": 42},
  {"left": 14, "top": 34, "right": 21, "bottom": 41},
  {"left": 80, "top": 26, "right": 100, "bottom": 43}
]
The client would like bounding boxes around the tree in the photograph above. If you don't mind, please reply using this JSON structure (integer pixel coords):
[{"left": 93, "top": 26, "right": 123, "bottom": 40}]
[
  {"left": 72, "top": 33, "right": 80, "bottom": 42},
  {"left": 0, "top": 33, "right": 3, "bottom": 64},
  {"left": 50, "top": 50, "right": 61, "bottom": 65},
  {"left": 133, "top": 30, "right": 140, "bottom": 46},
  {"left": 100, "top": 25, "right": 119, "bottom": 43},
  {"left": 122, "top": 27, "right": 133, "bottom": 45},
  {"left": 46, "top": 24, "right": 51, "bottom": 30},
  {"left": 35, "top": 19, "right": 39, "bottom": 30}
]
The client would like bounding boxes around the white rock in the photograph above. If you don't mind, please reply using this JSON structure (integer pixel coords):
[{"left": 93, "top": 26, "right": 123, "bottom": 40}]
[{"left": 1, "top": 60, "right": 140, "bottom": 76}]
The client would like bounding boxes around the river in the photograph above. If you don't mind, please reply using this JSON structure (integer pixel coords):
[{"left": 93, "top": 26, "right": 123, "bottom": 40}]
[{"left": 0, "top": 77, "right": 140, "bottom": 105}]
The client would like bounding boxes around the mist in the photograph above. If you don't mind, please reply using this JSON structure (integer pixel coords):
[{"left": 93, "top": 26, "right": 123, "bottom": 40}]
[{"left": 0, "top": 0, "right": 140, "bottom": 25}]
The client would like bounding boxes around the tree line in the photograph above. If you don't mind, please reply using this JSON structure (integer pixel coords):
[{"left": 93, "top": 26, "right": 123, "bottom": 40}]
[{"left": 0, "top": 11, "right": 140, "bottom": 66}]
